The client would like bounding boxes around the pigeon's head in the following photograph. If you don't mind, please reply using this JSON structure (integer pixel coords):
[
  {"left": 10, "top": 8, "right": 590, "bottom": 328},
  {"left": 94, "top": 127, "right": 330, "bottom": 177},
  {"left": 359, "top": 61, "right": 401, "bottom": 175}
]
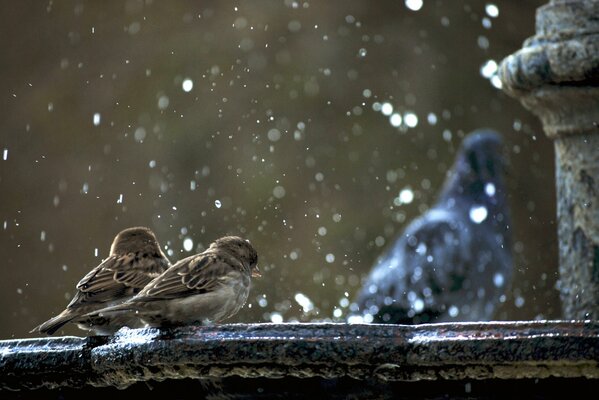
[
  {"left": 440, "top": 129, "right": 507, "bottom": 207},
  {"left": 458, "top": 130, "right": 505, "bottom": 182}
]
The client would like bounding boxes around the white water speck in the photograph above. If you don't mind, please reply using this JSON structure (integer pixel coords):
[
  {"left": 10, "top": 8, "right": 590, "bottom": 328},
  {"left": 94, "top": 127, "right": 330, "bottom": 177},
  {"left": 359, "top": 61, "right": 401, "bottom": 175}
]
[
  {"left": 413, "top": 298, "right": 424, "bottom": 312},
  {"left": 270, "top": 312, "right": 283, "bottom": 323},
  {"left": 480, "top": 60, "right": 498, "bottom": 78},
  {"left": 493, "top": 272, "right": 505, "bottom": 288},
  {"left": 405, "top": 0, "right": 423, "bottom": 11},
  {"left": 294, "top": 292, "right": 314, "bottom": 312},
  {"left": 381, "top": 102, "right": 393, "bottom": 116},
  {"left": 2, "top": 148, "right": 7, "bottom": 161},
  {"left": 273, "top": 185, "right": 286, "bottom": 199},
  {"left": 485, "top": 182, "right": 496, "bottom": 197},
  {"left": 214, "top": 200, "right": 222, "bottom": 208},
  {"left": 404, "top": 112, "right": 418, "bottom": 128},
  {"left": 469, "top": 205, "right": 488, "bottom": 224},
  {"left": 325, "top": 253, "right": 335, "bottom": 263},
  {"left": 158, "top": 95, "right": 169, "bottom": 110},
  {"left": 182, "top": 78, "right": 194, "bottom": 92},
  {"left": 485, "top": 3, "right": 499, "bottom": 18},
  {"left": 134, "top": 127, "right": 146, "bottom": 143},
  {"left": 397, "top": 188, "right": 414, "bottom": 204},
  {"left": 93, "top": 113, "right": 101, "bottom": 126},
  {"left": 390, "top": 113, "right": 402, "bottom": 127},
  {"left": 448, "top": 305, "right": 459, "bottom": 318},
  {"left": 183, "top": 238, "right": 193, "bottom": 252},
  {"left": 94, "top": 248, "right": 99, "bottom": 257},
  {"left": 427, "top": 113, "right": 437, "bottom": 125},
  {"left": 117, "top": 194, "right": 123, "bottom": 204}
]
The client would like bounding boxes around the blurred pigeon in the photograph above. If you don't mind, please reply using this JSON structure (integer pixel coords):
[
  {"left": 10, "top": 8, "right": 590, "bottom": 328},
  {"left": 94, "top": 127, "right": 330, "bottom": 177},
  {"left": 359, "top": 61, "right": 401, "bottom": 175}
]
[
  {"left": 353, "top": 130, "right": 512, "bottom": 324},
  {"left": 32, "top": 227, "right": 171, "bottom": 335}
]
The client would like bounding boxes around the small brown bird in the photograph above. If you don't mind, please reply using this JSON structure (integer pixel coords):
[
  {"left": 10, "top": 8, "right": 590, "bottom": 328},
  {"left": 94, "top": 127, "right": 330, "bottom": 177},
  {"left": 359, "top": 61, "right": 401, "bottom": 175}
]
[
  {"left": 86, "top": 236, "right": 260, "bottom": 328},
  {"left": 32, "top": 227, "right": 171, "bottom": 335}
]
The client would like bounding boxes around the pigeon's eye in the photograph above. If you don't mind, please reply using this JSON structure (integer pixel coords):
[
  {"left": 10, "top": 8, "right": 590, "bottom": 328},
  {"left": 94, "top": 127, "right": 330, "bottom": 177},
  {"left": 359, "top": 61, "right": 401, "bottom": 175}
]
[
  {"left": 486, "top": 159, "right": 496, "bottom": 177},
  {"left": 467, "top": 152, "right": 480, "bottom": 174}
]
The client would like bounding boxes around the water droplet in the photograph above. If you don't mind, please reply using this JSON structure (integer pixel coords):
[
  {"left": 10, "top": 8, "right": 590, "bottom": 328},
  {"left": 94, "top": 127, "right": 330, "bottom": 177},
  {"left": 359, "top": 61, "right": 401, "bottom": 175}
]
[
  {"left": 427, "top": 113, "right": 437, "bottom": 125},
  {"left": 358, "top": 48, "right": 367, "bottom": 57},
  {"left": 398, "top": 188, "right": 414, "bottom": 204},
  {"left": 405, "top": 0, "right": 423, "bottom": 11},
  {"left": 270, "top": 312, "right": 283, "bottom": 323},
  {"left": 381, "top": 102, "right": 393, "bottom": 116},
  {"left": 267, "top": 128, "right": 281, "bottom": 142},
  {"left": 157, "top": 95, "right": 169, "bottom": 110},
  {"left": 183, "top": 238, "right": 193, "bottom": 252},
  {"left": 295, "top": 292, "right": 314, "bottom": 312},
  {"left": 134, "top": 127, "right": 146, "bottom": 143},
  {"left": 485, "top": 3, "right": 499, "bottom": 18},
  {"left": 404, "top": 112, "right": 418, "bottom": 128},
  {"left": 116, "top": 194, "right": 124, "bottom": 204},
  {"left": 2, "top": 148, "right": 7, "bottom": 161},
  {"left": 485, "top": 182, "right": 496, "bottom": 197},
  {"left": 493, "top": 272, "right": 505, "bottom": 288},
  {"left": 480, "top": 60, "right": 498, "bottom": 78},
  {"left": 390, "top": 113, "right": 402, "bottom": 127},
  {"left": 182, "top": 78, "right": 193, "bottom": 92},
  {"left": 448, "top": 305, "right": 459, "bottom": 317},
  {"left": 325, "top": 253, "right": 335, "bottom": 263},
  {"left": 413, "top": 298, "right": 424, "bottom": 312},
  {"left": 214, "top": 200, "right": 222, "bottom": 208},
  {"left": 273, "top": 185, "right": 286, "bottom": 199},
  {"left": 469, "top": 205, "right": 488, "bottom": 224},
  {"left": 93, "top": 113, "right": 101, "bottom": 126}
]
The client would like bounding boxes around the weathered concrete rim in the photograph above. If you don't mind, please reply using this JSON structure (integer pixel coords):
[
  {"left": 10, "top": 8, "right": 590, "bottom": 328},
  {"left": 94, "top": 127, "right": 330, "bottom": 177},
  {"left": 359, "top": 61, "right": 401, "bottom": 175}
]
[{"left": 1, "top": 321, "right": 599, "bottom": 391}]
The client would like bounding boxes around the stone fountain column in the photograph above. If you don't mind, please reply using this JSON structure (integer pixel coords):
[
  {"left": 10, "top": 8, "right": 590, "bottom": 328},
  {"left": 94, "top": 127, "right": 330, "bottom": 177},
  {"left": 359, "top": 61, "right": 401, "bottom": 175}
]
[{"left": 499, "top": 0, "right": 599, "bottom": 319}]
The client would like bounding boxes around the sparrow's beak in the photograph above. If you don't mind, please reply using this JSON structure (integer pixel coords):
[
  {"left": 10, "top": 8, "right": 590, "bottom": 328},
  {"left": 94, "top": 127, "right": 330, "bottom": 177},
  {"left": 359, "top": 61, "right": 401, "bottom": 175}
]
[{"left": 251, "top": 265, "right": 262, "bottom": 278}]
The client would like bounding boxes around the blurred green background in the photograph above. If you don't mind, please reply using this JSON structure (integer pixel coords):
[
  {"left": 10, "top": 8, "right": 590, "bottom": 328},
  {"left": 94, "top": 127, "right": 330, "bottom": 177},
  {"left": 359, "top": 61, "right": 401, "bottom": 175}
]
[{"left": 0, "top": 0, "right": 558, "bottom": 339}]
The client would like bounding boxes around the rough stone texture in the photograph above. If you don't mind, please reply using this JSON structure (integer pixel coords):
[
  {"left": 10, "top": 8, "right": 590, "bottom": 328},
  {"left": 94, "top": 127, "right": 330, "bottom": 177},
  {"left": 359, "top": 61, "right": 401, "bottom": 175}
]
[
  {"left": 555, "top": 136, "right": 599, "bottom": 319},
  {"left": 499, "top": 0, "right": 599, "bottom": 319},
  {"left": 1, "top": 322, "right": 599, "bottom": 393}
]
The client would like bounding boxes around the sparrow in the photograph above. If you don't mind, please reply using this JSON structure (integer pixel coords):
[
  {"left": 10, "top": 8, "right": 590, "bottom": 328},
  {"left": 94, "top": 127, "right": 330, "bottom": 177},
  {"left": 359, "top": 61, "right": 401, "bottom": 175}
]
[
  {"left": 86, "top": 236, "right": 260, "bottom": 328},
  {"left": 353, "top": 129, "right": 513, "bottom": 324},
  {"left": 32, "top": 226, "right": 171, "bottom": 335}
]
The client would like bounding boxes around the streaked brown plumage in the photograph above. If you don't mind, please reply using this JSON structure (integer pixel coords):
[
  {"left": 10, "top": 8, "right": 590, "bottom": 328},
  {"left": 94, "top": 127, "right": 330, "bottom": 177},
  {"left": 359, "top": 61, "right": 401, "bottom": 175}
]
[
  {"left": 86, "top": 236, "right": 260, "bottom": 328},
  {"left": 32, "top": 227, "right": 171, "bottom": 335}
]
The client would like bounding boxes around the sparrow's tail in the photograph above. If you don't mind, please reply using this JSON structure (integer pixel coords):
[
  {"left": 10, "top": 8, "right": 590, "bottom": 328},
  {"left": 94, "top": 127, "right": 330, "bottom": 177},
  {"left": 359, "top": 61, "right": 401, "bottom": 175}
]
[{"left": 31, "top": 311, "right": 75, "bottom": 335}]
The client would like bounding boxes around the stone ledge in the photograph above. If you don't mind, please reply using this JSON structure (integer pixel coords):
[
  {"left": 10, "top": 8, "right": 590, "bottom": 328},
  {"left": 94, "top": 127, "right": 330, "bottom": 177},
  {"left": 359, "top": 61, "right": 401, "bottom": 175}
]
[{"left": 1, "top": 321, "right": 598, "bottom": 392}]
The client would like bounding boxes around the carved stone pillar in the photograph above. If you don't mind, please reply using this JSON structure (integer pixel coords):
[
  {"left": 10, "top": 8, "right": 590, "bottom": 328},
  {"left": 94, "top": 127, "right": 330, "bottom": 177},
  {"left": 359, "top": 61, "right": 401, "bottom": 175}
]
[{"left": 499, "top": 0, "right": 599, "bottom": 319}]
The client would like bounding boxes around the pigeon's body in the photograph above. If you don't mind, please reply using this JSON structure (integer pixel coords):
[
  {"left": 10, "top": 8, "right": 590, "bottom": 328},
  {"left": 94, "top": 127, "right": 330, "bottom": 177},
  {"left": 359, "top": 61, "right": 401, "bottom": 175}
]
[{"left": 354, "top": 130, "right": 512, "bottom": 324}]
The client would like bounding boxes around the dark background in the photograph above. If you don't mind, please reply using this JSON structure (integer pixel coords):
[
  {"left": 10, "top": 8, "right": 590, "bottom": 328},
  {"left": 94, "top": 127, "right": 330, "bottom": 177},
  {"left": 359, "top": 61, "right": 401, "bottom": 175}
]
[{"left": 0, "top": 0, "right": 558, "bottom": 339}]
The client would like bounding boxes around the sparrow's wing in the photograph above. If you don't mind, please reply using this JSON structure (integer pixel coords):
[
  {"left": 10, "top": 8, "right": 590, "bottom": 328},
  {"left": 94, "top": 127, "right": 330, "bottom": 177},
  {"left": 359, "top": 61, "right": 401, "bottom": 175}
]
[
  {"left": 68, "top": 253, "right": 168, "bottom": 308},
  {"left": 136, "top": 252, "right": 240, "bottom": 301}
]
